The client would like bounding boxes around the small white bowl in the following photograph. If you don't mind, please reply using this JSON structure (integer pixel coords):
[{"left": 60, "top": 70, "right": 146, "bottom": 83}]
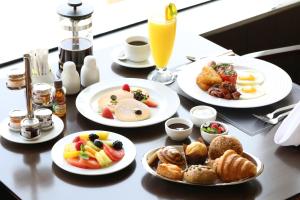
[
  {"left": 165, "top": 117, "right": 193, "bottom": 141},
  {"left": 200, "top": 121, "right": 228, "bottom": 143},
  {"left": 190, "top": 105, "right": 217, "bottom": 127}
]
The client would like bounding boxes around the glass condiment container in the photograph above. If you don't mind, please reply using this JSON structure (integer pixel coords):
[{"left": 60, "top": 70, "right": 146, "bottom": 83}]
[
  {"left": 57, "top": 0, "right": 94, "bottom": 75},
  {"left": 32, "top": 83, "right": 52, "bottom": 107},
  {"left": 34, "top": 108, "right": 53, "bottom": 130},
  {"left": 6, "top": 68, "right": 25, "bottom": 90},
  {"left": 20, "top": 118, "right": 41, "bottom": 140},
  {"left": 52, "top": 79, "right": 67, "bottom": 117},
  {"left": 8, "top": 109, "right": 27, "bottom": 131}
]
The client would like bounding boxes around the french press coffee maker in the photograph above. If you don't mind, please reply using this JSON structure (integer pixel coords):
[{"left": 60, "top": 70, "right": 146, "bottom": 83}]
[{"left": 57, "top": 0, "right": 94, "bottom": 75}]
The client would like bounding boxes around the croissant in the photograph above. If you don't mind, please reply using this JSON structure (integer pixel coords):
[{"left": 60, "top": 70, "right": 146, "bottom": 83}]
[{"left": 213, "top": 150, "right": 257, "bottom": 182}]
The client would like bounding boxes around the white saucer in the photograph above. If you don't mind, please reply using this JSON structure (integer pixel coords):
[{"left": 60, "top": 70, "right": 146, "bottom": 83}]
[
  {"left": 0, "top": 115, "right": 64, "bottom": 144},
  {"left": 111, "top": 47, "right": 155, "bottom": 69}
]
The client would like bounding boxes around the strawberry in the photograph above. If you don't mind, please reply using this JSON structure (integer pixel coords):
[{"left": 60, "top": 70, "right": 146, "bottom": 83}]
[
  {"left": 73, "top": 136, "right": 81, "bottom": 143},
  {"left": 102, "top": 107, "right": 114, "bottom": 119},
  {"left": 122, "top": 84, "right": 130, "bottom": 92},
  {"left": 143, "top": 99, "right": 158, "bottom": 107},
  {"left": 75, "top": 141, "right": 84, "bottom": 151}
]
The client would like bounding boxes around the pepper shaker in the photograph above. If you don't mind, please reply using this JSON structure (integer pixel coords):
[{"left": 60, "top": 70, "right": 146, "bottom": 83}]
[
  {"left": 61, "top": 61, "right": 81, "bottom": 95},
  {"left": 80, "top": 55, "right": 99, "bottom": 87}
]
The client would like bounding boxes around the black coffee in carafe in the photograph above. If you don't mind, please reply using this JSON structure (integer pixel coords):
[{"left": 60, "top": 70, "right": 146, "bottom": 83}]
[
  {"left": 57, "top": 0, "right": 94, "bottom": 75},
  {"left": 59, "top": 38, "right": 93, "bottom": 73}
]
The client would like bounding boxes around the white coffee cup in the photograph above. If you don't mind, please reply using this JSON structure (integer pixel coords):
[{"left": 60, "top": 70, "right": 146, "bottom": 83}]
[{"left": 124, "top": 36, "right": 150, "bottom": 62}]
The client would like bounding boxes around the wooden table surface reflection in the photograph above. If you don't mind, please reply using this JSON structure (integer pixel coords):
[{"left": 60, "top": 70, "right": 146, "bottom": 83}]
[{"left": 0, "top": 31, "right": 299, "bottom": 200}]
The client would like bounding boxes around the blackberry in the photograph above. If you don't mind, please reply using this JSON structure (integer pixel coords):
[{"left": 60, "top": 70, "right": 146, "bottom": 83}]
[
  {"left": 94, "top": 139, "right": 103, "bottom": 148},
  {"left": 112, "top": 140, "right": 123, "bottom": 150},
  {"left": 89, "top": 133, "right": 99, "bottom": 142}
]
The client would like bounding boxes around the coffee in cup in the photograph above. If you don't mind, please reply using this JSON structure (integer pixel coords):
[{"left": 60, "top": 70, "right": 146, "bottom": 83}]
[{"left": 124, "top": 36, "right": 150, "bottom": 62}]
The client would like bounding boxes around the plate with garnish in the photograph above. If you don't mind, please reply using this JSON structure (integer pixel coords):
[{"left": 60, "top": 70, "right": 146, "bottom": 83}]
[
  {"left": 76, "top": 78, "right": 180, "bottom": 128},
  {"left": 177, "top": 56, "right": 292, "bottom": 108}
]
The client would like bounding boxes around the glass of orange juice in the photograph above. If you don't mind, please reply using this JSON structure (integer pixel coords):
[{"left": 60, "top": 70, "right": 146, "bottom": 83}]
[{"left": 147, "top": 3, "right": 177, "bottom": 85}]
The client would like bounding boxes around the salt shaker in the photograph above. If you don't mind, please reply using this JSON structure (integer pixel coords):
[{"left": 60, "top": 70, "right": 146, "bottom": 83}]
[
  {"left": 81, "top": 56, "right": 99, "bottom": 87},
  {"left": 61, "top": 61, "right": 80, "bottom": 95}
]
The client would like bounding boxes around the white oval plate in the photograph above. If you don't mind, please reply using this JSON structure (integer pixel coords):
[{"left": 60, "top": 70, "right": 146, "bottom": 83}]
[
  {"left": 76, "top": 78, "right": 180, "bottom": 128},
  {"left": 0, "top": 115, "right": 64, "bottom": 144},
  {"left": 177, "top": 56, "right": 292, "bottom": 108},
  {"left": 51, "top": 130, "right": 136, "bottom": 176},
  {"left": 142, "top": 145, "right": 264, "bottom": 186},
  {"left": 111, "top": 47, "right": 155, "bottom": 69}
]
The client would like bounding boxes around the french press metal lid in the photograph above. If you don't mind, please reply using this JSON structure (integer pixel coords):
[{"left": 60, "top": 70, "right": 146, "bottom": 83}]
[{"left": 57, "top": 0, "right": 93, "bottom": 20}]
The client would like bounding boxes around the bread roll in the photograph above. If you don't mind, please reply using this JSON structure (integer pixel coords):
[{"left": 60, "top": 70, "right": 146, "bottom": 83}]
[
  {"left": 156, "top": 163, "right": 183, "bottom": 180},
  {"left": 213, "top": 150, "right": 257, "bottom": 182},
  {"left": 183, "top": 165, "right": 217, "bottom": 184},
  {"left": 208, "top": 135, "right": 243, "bottom": 160}
]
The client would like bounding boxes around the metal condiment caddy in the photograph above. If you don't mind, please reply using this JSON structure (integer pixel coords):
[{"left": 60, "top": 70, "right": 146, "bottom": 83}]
[{"left": 6, "top": 54, "right": 58, "bottom": 141}]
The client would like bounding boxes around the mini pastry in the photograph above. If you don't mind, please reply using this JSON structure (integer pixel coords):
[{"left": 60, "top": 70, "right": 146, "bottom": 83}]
[
  {"left": 208, "top": 135, "right": 243, "bottom": 160},
  {"left": 157, "top": 146, "right": 185, "bottom": 167},
  {"left": 147, "top": 150, "right": 159, "bottom": 166},
  {"left": 183, "top": 165, "right": 217, "bottom": 184},
  {"left": 213, "top": 149, "right": 257, "bottom": 182},
  {"left": 156, "top": 163, "right": 183, "bottom": 180},
  {"left": 114, "top": 99, "right": 150, "bottom": 122},
  {"left": 185, "top": 141, "right": 208, "bottom": 164}
]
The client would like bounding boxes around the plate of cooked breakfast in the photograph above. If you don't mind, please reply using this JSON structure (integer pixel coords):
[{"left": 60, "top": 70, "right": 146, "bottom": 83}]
[
  {"left": 177, "top": 56, "right": 292, "bottom": 108},
  {"left": 142, "top": 135, "right": 263, "bottom": 186},
  {"left": 76, "top": 78, "right": 180, "bottom": 128},
  {"left": 51, "top": 130, "right": 136, "bottom": 175}
]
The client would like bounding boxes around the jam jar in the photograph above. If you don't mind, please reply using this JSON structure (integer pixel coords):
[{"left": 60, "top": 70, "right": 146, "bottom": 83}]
[{"left": 32, "top": 83, "right": 53, "bottom": 107}]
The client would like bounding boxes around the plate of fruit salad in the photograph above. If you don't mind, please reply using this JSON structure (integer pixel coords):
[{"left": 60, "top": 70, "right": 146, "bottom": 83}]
[
  {"left": 76, "top": 78, "right": 180, "bottom": 128},
  {"left": 51, "top": 130, "right": 136, "bottom": 175}
]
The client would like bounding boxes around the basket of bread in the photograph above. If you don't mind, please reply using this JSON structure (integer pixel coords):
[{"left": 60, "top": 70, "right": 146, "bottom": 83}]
[{"left": 142, "top": 135, "right": 263, "bottom": 186}]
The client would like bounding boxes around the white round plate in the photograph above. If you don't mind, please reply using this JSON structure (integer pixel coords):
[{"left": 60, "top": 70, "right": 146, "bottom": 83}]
[
  {"left": 0, "top": 115, "right": 64, "bottom": 144},
  {"left": 51, "top": 130, "right": 136, "bottom": 176},
  {"left": 177, "top": 56, "right": 292, "bottom": 108},
  {"left": 142, "top": 145, "right": 264, "bottom": 186},
  {"left": 111, "top": 47, "right": 155, "bottom": 68},
  {"left": 76, "top": 78, "right": 180, "bottom": 128}
]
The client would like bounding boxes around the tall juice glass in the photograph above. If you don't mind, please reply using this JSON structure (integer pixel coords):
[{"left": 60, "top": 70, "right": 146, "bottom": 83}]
[{"left": 147, "top": 5, "right": 177, "bottom": 85}]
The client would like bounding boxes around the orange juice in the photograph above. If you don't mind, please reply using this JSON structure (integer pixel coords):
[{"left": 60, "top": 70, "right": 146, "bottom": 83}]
[{"left": 148, "top": 19, "right": 176, "bottom": 69}]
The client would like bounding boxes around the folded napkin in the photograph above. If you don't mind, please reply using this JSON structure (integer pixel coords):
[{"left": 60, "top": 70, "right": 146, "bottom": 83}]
[{"left": 274, "top": 100, "right": 300, "bottom": 146}]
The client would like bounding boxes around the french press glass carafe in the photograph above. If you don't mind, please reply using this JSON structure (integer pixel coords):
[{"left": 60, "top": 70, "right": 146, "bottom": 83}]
[{"left": 57, "top": 0, "right": 93, "bottom": 74}]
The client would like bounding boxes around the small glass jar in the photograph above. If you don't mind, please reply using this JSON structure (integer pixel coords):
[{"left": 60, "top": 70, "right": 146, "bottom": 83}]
[
  {"left": 20, "top": 118, "right": 41, "bottom": 140},
  {"left": 32, "top": 83, "right": 52, "bottom": 107},
  {"left": 8, "top": 109, "right": 27, "bottom": 131},
  {"left": 34, "top": 108, "right": 53, "bottom": 130},
  {"left": 6, "top": 68, "right": 25, "bottom": 90}
]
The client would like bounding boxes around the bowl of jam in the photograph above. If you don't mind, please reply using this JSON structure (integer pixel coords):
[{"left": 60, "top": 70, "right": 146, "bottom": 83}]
[{"left": 165, "top": 117, "right": 193, "bottom": 141}]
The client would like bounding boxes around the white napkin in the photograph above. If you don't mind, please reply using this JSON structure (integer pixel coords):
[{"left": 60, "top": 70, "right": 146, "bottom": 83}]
[{"left": 274, "top": 100, "right": 300, "bottom": 146}]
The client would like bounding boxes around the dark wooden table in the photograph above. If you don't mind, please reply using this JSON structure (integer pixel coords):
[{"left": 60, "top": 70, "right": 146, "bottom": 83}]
[{"left": 0, "top": 29, "right": 299, "bottom": 200}]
